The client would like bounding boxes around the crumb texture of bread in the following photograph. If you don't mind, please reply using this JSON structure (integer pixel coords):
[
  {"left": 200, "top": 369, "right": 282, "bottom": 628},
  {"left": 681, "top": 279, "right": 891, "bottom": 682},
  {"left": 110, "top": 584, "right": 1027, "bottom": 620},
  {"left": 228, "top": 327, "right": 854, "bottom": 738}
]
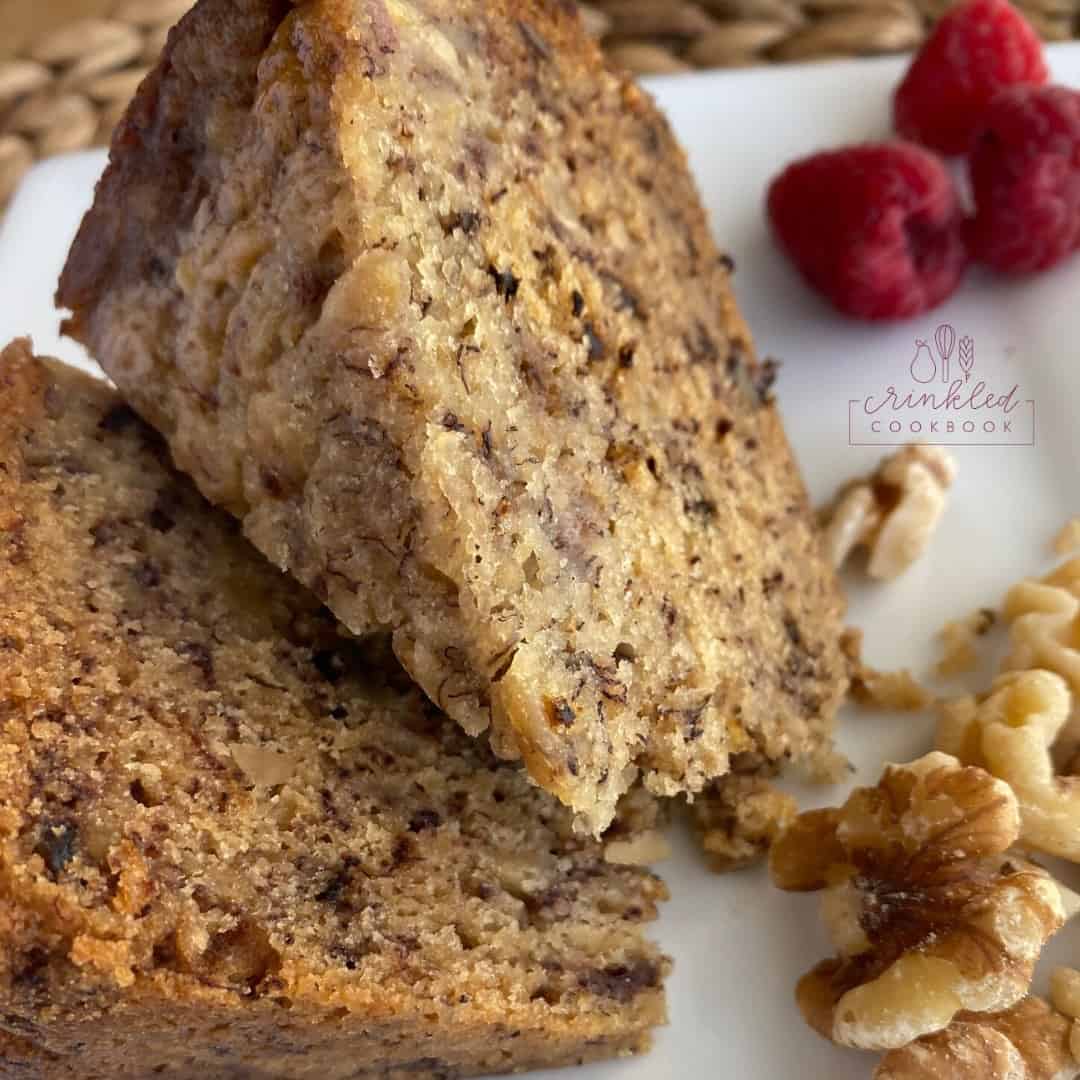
[
  {"left": 58, "top": 0, "right": 847, "bottom": 833},
  {"left": 0, "top": 340, "right": 668, "bottom": 1078}
]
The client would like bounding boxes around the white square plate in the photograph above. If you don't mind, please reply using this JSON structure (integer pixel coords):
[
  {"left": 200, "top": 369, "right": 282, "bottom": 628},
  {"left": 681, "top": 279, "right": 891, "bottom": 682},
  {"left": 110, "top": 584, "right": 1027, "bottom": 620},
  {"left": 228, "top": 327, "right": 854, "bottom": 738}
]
[{"left": 4, "top": 45, "right": 1080, "bottom": 1079}]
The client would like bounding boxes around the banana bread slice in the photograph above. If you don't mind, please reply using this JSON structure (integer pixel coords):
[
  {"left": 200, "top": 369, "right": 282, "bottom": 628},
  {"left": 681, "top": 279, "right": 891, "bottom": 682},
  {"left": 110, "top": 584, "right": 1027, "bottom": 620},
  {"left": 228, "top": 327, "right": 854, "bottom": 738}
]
[
  {"left": 0, "top": 340, "right": 668, "bottom": 1080},
  {"left": 58, "top": 0, "right": 847, "bottom": 834}
]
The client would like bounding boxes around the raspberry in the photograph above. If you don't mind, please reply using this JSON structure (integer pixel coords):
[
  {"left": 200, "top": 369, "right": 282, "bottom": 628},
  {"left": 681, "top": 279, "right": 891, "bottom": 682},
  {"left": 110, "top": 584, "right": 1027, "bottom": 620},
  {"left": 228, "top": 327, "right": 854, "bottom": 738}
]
[
  {"left": 766, "top": 143, "right": 968, "bottom": 321},
  {"left": 967, "top": 85, "right": 1080, "bottom": 274},
  {"left": 894, "top": 0, "right": 1048, "bottom": 155}
]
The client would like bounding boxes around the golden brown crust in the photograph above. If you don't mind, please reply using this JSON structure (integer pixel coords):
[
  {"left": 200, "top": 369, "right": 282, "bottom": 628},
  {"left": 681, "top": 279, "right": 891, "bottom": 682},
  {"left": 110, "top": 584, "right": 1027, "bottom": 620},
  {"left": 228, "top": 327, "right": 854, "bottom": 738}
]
[
  {"left": 0, "top": 342, "right": 668, "bottom": 1078},
  {"left": 0, "top": 991, "right": 653, "bottom": 1080},
  {"left": 58, "top": 0, "right": 847, "bottom": 834},
  {"left": 58, "top": 0, "right": 292, "bottom": 327}
]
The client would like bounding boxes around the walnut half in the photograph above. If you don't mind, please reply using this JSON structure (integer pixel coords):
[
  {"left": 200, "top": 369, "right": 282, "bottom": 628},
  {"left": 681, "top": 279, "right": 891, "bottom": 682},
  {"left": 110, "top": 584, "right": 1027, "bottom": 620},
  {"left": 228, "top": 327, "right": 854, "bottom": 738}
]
[
  {"left": 875, "top": 996, "right": 1078, "bottom": 1080},
  {"left": 937, "top": 670, "right": 1080, "bottom": 863},
  {"left": 821, "top": 444, "right": 956, "bottom": 581},
  {"left": 770, "top": 753, "right": 1070, "bottom": 1051}
]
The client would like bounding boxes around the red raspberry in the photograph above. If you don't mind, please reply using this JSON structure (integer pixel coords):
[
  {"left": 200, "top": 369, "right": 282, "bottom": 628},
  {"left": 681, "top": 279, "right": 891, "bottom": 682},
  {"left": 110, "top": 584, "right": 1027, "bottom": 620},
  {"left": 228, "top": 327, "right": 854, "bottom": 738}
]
[
  {"left": 967, "top": 85, "right": 1080, "bottom": 274},
  {"left": 894, "top": 0, "right": 1048, "bottom": 155},
  {"left": 767, "top": 143, "right": 968, "bottom": 321}
]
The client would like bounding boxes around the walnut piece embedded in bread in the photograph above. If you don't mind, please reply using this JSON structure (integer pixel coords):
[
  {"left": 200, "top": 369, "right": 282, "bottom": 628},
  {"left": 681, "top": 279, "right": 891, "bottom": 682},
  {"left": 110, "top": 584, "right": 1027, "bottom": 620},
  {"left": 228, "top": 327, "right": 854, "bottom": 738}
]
[{"left": 58, "top": 0, "right": 847, "bottom": 834}]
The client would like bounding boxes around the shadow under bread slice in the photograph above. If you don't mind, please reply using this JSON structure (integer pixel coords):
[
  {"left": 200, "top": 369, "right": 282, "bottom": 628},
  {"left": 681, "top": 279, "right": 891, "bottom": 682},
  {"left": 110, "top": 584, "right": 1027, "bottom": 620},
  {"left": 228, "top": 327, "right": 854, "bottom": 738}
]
[
  {"left": 0, "top": 340, "right": 668, "bottom": 1080},
  {"left": 58, "top": 0, "right": 848, "bottom": 835}
]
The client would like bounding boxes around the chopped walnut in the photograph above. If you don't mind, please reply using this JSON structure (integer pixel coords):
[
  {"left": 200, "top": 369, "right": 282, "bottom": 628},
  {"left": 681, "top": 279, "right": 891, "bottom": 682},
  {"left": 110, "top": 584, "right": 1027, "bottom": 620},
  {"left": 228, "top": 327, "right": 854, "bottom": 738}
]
[
  {"left": 822, "top": 484, "right": 878, "bottom": 568},
  {"left": 1003, "top": 558, "right": 1080, "bottom": 694},
  {"left": 770, "top": 752, "right": 1070, "bottom": 1050},
  {"left": 800, "top": 744, "right": 854, "bottom": 785},
  {"left": 851, "top": 664, "right": 933, "bottom": 711},
  {"left": 821, "top": 445, "right": 957, "bottom": 581},
  {"left": 603, "top": 830, "right": 672, "bottom": 866},
  {"left": 605, "top": 782, "right": 668, "bottom": 836},
  {"left": 1061, "top": 739, "right": 1080, "bottom": 779},
  {"left": 601, "top": 784, "right": 669, "bottom": 865},
  {"left": 1050, "top": 967, "right": 1080, "bottom": 1065},
  {"left": 1051, "top": 967, "right": 1080, "bottom": 1020},
  {"left": 229, "top": 743, "right": 299, "bottom": 787},
  {"left": 875, "top": 996, "right": 1078, "bottom": 1080},
  {"left": 842, "top": 611, "right": 929, "bottom": 713},
  {"left": 1054, "top": 519, "right": 1080, "bottom": 557},
  {"left": 937, "top": 608, "right": 997, "bottom": 678},
  {"left": 691, "top": 774, "right": 798, "bottom": 872},
  {"left": 840, "top": 625, "right": 864, "bottom": 662},
  {"left": 937, "top": 670, "right": 1080, "bottom": 862}
]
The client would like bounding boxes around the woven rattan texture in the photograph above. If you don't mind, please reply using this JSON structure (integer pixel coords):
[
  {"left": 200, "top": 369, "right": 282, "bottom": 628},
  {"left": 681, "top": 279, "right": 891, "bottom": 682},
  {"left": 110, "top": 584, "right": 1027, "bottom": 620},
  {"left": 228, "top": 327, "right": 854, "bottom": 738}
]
[{"left": 1, "top": 0, "right": 1078, "bottom": 208}]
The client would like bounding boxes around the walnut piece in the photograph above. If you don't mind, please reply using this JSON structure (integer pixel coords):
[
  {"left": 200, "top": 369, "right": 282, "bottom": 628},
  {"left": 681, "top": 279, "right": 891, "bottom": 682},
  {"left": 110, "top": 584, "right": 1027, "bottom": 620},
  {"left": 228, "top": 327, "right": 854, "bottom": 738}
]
[
  {"left": 603, "top": 830, "right": 672, "bottom": 866},
  {"left": 1003, "top": 558, "right": 1080, "bottom": 693},
  {"left": 841, "top": 624, "right": 930, "bottom": 712},
  {"left": 937, "top": 670, "right": 1080, "bottom": 862},
  {"left": 691, "top": 774, "right": 798, "bottom": 872},
  {"left": 851, "top": 664, "right": 933, "bottom": 712},
  {"left": 1054, "top": 519, "right": 1080, "bottom": 557},
  {"left": 844, "top": 620, "right": 929, "bottom": 712},
  {"left": 228, "top": 743, "right": 299, "bottom": 787},
  {"left": 938, "top": 608, "right": 998, "bottom": 678},
  {"left": 821, "top": 445, "right": 957, "bottom": 581},
  {"left": 1050, "top": 967, "right": 1080, "bottom": 1065},
  {"left": 1051, "top": 967, "right": 1080, "bottom": 1021},
  {"left": 875, "top": 996, "right": 1078, "bottom": 1080},
  {"left": 770, "top": 752, "right": 1070, "bottom": 1050}
]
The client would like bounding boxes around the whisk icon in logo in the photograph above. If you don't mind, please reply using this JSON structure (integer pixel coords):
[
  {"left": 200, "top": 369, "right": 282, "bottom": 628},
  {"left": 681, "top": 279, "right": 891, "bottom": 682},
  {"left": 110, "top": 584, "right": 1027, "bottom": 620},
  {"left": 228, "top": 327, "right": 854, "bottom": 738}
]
[
  {"left": 908, "top": 324, "right": 976, "bottom": 386},
  {"left": 849, "top": 323, "right": 1035, "bottom": 446}
]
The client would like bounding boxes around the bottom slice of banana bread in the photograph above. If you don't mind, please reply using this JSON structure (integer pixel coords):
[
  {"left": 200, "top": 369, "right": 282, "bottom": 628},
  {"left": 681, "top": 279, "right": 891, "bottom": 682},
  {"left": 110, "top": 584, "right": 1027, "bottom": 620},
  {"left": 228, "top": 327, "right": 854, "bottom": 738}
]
[{"left": 0, "top": 340, "right": 668, "bottom": 1080}]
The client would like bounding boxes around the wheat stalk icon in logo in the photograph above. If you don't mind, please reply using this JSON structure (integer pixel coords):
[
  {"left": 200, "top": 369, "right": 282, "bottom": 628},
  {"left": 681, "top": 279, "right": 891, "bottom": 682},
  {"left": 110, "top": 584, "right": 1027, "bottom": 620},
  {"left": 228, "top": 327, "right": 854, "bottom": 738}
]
[
  {"left": 958, "top": 336, "right": 975, "bottom": 382},
  {"left": 910, "top": 339, "right": 937, "bottom": 384},
  {"left": 935, "top": 323, "right": 956, "bottom": 384}
]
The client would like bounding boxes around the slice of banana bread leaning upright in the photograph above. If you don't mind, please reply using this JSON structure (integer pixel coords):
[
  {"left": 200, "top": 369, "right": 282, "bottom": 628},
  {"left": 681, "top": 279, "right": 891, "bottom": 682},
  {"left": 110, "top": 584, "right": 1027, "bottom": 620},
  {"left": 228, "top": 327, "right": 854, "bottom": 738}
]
[
  {"left": 58, "top": 0, "right": 848, "bottom": 834},
  {"left": 0, "top": 339, "right": 669, "bottom": 1080}
]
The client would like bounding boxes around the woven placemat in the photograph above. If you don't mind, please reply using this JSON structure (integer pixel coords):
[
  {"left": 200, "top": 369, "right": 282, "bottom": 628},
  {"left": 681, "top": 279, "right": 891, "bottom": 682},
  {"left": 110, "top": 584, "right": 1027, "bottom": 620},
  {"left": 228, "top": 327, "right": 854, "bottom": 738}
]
[{"left": 2, "top": 0, "right": 1078, "bottom": 209}]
